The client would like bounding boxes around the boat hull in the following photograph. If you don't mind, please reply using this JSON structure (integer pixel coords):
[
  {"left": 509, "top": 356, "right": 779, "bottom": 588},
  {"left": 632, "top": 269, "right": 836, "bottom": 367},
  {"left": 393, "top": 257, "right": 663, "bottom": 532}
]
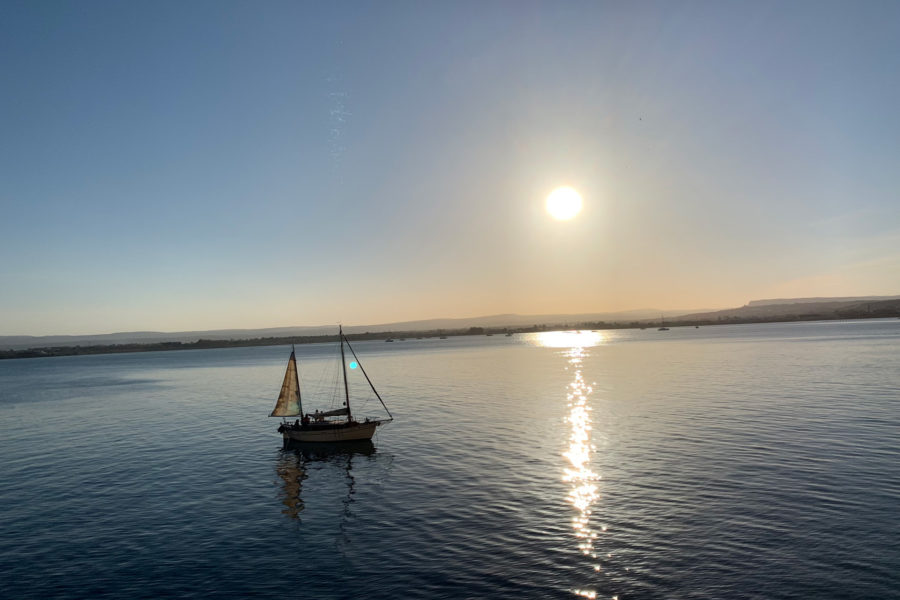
[{"left": 281, "top": 421, "right": 380, "bottom": 443}]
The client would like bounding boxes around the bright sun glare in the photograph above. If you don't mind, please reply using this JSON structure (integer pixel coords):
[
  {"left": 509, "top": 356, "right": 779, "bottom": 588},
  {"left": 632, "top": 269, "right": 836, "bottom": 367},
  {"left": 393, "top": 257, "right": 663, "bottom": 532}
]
[{"left": 546, "top": 187, "right": 583, "bottom": 220}]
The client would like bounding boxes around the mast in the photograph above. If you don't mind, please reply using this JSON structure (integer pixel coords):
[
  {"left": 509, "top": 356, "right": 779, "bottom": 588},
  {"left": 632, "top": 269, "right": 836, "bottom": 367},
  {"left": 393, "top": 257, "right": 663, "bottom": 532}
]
[{"left": 339, "top": 325, "right": 352, "bottom": 420}]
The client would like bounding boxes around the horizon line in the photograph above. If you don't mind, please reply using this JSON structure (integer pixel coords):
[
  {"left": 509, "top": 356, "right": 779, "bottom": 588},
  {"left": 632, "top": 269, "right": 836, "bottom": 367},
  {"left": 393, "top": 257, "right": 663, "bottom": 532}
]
[{"left": 5, "top": 294, "right": 900, "bottom": 339}]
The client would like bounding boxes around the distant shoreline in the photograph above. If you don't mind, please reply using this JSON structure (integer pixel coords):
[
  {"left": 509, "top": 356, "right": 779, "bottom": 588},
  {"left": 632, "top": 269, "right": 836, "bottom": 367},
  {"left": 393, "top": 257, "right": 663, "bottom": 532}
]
[{"left": 2, "top": 312, "right": 897, "bottom": 360}]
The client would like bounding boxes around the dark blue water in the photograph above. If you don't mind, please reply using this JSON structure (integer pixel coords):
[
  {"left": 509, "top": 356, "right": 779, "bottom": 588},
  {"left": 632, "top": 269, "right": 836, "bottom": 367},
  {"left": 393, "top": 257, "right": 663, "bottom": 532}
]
[{"left": 1, "top": 320, "right": 899, "bottom": 599}]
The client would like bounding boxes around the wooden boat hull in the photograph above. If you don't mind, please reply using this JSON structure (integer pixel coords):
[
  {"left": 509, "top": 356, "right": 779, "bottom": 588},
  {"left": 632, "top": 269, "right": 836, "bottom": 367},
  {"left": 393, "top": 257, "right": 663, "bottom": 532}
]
[{"left": 281, "top": 421, "right": 380, "bottom": 443}]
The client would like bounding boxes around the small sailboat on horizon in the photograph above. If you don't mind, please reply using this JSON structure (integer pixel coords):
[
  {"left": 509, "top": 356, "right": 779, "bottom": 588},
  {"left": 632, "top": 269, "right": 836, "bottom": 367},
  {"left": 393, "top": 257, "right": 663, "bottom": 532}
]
[
  {"left": 658, "top": 313, "right": 670, "bottom": 331},
  {"left": 270, "top": 326, "right": 392, "bottom": 443}
]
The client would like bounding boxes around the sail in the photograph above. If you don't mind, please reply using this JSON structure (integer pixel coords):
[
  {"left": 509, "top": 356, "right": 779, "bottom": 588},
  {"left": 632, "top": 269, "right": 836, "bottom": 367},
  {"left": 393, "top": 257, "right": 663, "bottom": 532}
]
[
  {"left": 270, "top": 352, "right": 302, "bottom": 417},
  {"left": 319, "top": 407, "right": 349, "bottom": 417}
]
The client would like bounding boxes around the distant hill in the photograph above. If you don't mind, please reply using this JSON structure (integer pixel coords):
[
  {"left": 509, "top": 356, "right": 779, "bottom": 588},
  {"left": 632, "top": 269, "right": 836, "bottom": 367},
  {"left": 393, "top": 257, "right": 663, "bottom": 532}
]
[
  {"left": 746, "top": 295, "right": 900, "bottom": 307},
  {"left": 345, "top": 309, "right": 703, "bottom": 334},
  {"left": 4, "top": 297, "right": 897, "bottom": 351},
  {"left": 0, "top": 326, "right": 334, "bottom": 350},
  {"left": 0, "top": 308, "right": 703, "bottom": 350},
  {"left": 675, "top": 297, "right": 900, "bottom": 322}
]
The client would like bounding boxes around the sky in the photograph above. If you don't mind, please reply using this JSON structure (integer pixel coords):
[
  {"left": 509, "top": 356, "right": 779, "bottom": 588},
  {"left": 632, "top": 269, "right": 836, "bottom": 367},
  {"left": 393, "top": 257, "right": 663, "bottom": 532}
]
[{"left": 2, "top": 0, "right": 899, "bottom": 335}]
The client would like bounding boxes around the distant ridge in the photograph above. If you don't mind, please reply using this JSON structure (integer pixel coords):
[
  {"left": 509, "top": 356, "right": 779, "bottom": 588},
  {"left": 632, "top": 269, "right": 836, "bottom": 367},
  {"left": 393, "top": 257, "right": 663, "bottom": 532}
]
[
  {"left": 746, "top": 295, "right": 900, "bottom": 307},
  {"left": 0, "top": 308, "right": 703, "bottom": 350},
  {"left": 3, "top": 296, "right": 898, "bottom": 351},
  {"left": 676, "top": 296, "right": 900, "bottom": 322},
  {"left": 347, "top": 309, "right": 704, "bottom": 334}
]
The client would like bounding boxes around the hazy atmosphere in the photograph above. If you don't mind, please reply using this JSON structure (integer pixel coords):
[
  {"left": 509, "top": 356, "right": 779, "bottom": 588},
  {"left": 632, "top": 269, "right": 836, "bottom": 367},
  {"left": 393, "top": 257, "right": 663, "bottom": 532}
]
[{"left": 3, "top": 1, "right": 899, "bottom": 335}]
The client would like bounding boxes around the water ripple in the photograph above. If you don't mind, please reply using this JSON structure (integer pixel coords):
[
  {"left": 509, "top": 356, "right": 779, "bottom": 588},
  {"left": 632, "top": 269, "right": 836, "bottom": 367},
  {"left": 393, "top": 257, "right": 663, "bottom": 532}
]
[{"left": 1, "top": 321, "right": 899, "bottom": 598}]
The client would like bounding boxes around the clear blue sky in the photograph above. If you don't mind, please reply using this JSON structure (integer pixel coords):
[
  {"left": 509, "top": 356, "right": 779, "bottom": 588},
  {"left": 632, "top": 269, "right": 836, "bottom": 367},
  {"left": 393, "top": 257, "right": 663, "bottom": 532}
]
[{"left": 2, "top": 0, "right": 899, "bottom": 335}]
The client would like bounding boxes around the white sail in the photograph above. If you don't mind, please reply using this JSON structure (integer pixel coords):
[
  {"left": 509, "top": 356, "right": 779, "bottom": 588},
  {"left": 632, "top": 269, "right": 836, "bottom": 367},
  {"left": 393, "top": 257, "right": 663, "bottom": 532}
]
[{"left": 270, "top": 352, "right": 301, "bottom": 417}]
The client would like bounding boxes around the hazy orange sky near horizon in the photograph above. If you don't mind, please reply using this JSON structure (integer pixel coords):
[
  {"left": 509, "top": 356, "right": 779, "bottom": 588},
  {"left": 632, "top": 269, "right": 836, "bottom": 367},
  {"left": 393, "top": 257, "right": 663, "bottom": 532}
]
[{"left": 2, "top": 2, "right": 899, "bottom": 335}]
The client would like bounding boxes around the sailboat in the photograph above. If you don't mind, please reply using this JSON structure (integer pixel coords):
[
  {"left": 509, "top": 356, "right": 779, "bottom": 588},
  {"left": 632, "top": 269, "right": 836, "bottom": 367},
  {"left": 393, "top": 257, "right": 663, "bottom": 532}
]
[{"left": 271, "top": 326, "right": 392, "bottom": 443}]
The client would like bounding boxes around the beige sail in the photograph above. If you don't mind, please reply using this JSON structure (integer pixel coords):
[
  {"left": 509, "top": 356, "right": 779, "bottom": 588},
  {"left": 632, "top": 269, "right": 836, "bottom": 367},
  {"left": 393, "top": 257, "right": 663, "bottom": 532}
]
[{"left": 270, "top": 352, "right": 301, "bottom": 417}]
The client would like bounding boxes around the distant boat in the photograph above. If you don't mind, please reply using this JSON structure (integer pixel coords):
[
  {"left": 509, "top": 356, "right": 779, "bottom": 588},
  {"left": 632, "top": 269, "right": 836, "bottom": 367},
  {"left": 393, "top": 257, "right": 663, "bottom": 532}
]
[
  {"left": 658, "top": 314, "right": 669, "bottom": 331},
  {"left": 486, "top": 333, "right": 493, "bottom": 336},
  {"left": 271, "top": 326, "right": 392, "bottom": 443},
  {"left": 439, "top": 336, "right": 447, "bottom": 339},
  {"left": 505, "top": 332, "right": 513, "bottom": 337},
  {"left": 385, "top": 338, "right": 394, "bottom": 342}
]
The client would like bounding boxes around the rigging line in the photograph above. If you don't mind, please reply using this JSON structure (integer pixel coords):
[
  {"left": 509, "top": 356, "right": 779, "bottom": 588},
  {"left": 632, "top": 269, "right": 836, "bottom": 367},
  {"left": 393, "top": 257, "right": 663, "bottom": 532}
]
[
  {"left": 343, "top": 337, "right": 393, "bottom": 420},
  {"left": 330, "top": 343, "right": 342, "bottom": 408},
  {"left": 339, "top": 326, "right": 351, "bottom": 418},
  {"left": 294, "top": 346, "right": 304, "bottom": 418}
]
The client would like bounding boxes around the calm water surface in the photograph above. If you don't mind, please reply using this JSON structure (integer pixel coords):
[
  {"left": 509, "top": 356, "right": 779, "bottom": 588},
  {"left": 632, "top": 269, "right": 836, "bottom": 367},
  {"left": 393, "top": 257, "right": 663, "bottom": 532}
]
[{"left": 1, "top": 320, "right": 899, "bottom": 599}]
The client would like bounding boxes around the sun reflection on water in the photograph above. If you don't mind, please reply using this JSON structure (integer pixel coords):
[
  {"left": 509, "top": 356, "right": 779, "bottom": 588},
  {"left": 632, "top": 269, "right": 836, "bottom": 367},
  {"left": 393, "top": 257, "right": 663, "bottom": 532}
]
[
  {"left": 536, "top": 331, "right": 610, "bottom": 598},
  {"left": 531, "top": 330, "right": 604, "bottom": 348},
  {"left": 564, "top": 347, "right": 600, "bottom": 562}
]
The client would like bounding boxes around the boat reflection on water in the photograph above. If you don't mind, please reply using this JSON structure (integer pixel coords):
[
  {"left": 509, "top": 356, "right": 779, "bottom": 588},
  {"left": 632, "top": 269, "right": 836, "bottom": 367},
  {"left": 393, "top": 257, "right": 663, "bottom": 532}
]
[
  {"left": 275, "top": 440, "right": 376, "bottom": 521},
  {"left": 275, "top": 448, "right": 308, "bottom": 520},
  {"left": 283, "top": 439, "right": 376, "bottom": 457}
]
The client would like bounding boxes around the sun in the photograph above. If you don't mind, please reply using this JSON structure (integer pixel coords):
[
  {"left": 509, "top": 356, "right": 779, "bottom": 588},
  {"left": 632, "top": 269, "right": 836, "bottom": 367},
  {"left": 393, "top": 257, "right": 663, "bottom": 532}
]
[{"left": 546, "top": 187, "right": 583, "bottom": 220}]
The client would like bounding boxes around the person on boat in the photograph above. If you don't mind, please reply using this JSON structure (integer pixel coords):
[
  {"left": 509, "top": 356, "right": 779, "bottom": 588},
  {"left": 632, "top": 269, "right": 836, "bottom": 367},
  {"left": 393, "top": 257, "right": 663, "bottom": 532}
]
[
  {"left": 293, "top": 419, "right": 300, "bottom": 430},
  {"left": 301, "top": 414, "right": 310, "bottom": 426},
  {"left": 314, "top": 410, "right": 323, "bottom": 422}
]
